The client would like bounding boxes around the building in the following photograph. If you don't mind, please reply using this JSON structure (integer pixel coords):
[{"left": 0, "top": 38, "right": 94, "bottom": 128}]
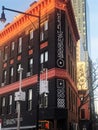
[
  {"left": 0, "top": 0, "right": 79, "bottom": 130},
  {"left": 71, "top": 0, "right": 95, "bottom": 130}
]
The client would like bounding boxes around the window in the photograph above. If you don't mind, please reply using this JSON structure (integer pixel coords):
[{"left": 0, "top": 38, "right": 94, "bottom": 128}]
[
  {"left": 9, "top": 67, "right": 14, "bottom": 83},
  {"left": 40, "top": 51, "right": 48, "bottom": 71},
  {"left": 2, "top": 70, "right": 7, "bottom": 84},
  {"left": 18, "top": 37, "right": 22, "bottom": 53},
  {"left": 40, "top": 31, "right": 44, "bottom": 41},
  {"left": 11, "top": 42, "right": 15, "bottom": 51},
  {"left": 41, "top": 53, "right": 44, "bottom": 63},
  {"left": 30, "top": 29, "right": 34, "bottom": 40},
  {"left": 45, "top": 51, "right": 48, "bottom": 62},
  {"left": 8, "top": 95, "right": 12, "bottom": 114},
  {"left": 81, "top": 109, "right": 85, "bottom": 119},
  {"left": 39, "top": 93, "right": 48, "bottom": 108},
  {"left": 44, "top": 20, "right": 48, "bottom": 31},
  {"left": 28, "top": 58, "right": 33, "bottom": 75},
  {"left": 4, "top": 45, "right": 8, "bottom": 61},
  {"left": 1, "top": 97, "right": 6, "bottom": 115},
  {"left": 40, "top": 51, "right": 48, "bottom": 63},
  {"left": 40, "top": 20, "right": 48, "bottom": 42},
  {"left": 28, "top": 89, "right": 32, "bottom": 111},
  {"left": 16, "top": 64, "right": 21, "bottom": 81}
]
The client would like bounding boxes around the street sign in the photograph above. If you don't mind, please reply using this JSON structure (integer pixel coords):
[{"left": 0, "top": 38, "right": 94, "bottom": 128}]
[
  {"left": 39, "top": 80, "right": 49, "bottom": 94},
  {"left": 15, "top": 91, "right": 26, "bottom": 101}
]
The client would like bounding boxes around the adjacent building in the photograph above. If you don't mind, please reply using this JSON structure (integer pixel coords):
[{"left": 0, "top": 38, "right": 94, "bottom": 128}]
[
  {"left": 72, "top": 0, "right": 94, "bottom": 130},
  {"left": 0, "top": 0, "right": 79, "bottom": 130}
]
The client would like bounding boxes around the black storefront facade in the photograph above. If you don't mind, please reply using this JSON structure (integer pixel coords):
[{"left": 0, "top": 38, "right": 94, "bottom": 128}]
[{"left": 0, "top": 0, "right": 79, "bottom": 130}]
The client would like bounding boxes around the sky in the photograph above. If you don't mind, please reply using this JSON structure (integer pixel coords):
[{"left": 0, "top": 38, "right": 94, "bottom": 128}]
[{"left": 0, "top": 0, "right": 98, "bottom": 110}]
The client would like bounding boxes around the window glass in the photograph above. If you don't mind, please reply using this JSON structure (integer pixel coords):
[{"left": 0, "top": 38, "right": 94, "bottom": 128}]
[
  {"left": 30, "top": 29, "right": 33, "bottom": 40},
  {"left": 2, "top": 97, "right": 5, "bottom": 107},
  {"left": 45, "top": 51, "right": 48, "bottom": 62},
  {"left": 44, "top": 20, "right": 48, "bottom": 31},
  {"left": 40, "top": 53, "right": 44, "bottom": 63},
  {"left": 28, "top": 89, "right": 32, "bottom": 100},
  {"left": 11, "top": 42, "right": 15, "bottom": 51},
  {"left": 9, "top": 95, "right": 12, "bottom": 105},
  {"left": 18, "top": 37, "right": 22, "bottom": 53},
  {"left": 11, "top": 67, "right": 14, "bottom": 76}
]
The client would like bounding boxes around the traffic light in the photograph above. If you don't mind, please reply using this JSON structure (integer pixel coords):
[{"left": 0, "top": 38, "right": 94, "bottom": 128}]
[{"left": 39, "top": 120, "right": 50, "bottom": 129}]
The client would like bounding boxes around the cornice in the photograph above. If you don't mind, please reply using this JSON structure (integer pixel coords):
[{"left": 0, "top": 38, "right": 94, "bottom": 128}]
[
  {"left": 0, "top": 0, "right": 79, "bottom": 45},
  {"left": 0, "top": 0, "right": 55, "bottom": 45}
]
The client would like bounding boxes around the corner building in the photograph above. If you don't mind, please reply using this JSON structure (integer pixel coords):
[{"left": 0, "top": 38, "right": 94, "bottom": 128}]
[{"left": 0, "top": 0, "right": 79, "bottom": 130}]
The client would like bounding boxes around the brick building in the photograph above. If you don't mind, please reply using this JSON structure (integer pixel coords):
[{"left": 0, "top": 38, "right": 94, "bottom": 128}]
[{"left": 0, "top": 0, "right": 79, "bottom": 129}]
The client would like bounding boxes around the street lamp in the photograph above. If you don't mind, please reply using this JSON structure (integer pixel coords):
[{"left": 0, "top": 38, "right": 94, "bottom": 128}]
[
  {"left": 0, "top": 6, "right": 40, "bottom": 130},
  {"left": 15, "top": 67, "right": 25, "bottom": 130}
]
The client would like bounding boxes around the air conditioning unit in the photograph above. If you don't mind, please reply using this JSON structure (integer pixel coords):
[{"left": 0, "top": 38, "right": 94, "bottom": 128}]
[
  {"left": 26, "top": 72, "right": 31, "bottom": 77},
  {"left": 1, "top": 83, "right": 5, "bottom": 87}
]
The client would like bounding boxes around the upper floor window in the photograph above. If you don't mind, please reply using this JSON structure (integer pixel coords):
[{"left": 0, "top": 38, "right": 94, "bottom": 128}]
[
  {"left": 11, "top": 67, "right": 14, "bottom": 76},
  {"left": 40, "top": 20, "right": 48, "bottom": 42},
  {"left": 1, "top": 97, "right": 6, "bottom": 115},
  {"left": 4, "top": 45, "right": 8, "bottom": 61},
  {"left": 9, "top": 67, "right": 14, "bottom": 83},
  {"left": 39, "top": 93, "right": 48, "bottom": 108},
  {"left": 18, "top": 37, "right": 22, "bottom": 53},
  {"left": 40, "top": 51, "right": 48, "bottom": 63},
  {"left": 11, "top": 42, "right": 15, "bottom": 51},
  {"left": 30, "top": 29, "right": 34, "bottom": 40},
  {"left": 28, "top": 89, "right": 32, "bottom": 111},
  {"left": 16, "top": 64, "right": 22, "bottom": 81},
  {"left": 40, "top": 31, "right": 44, "bottom": 41},
  {"left": 45, "top": 51, "right": 48, "bottom": 62},
  {"left": 28, "top": 58, "right": 33, "bottom": 75},
  {"left": 2, "top": 70, "right": 7, "bottom": 84},
  {"left": 40, "top": 51, "right": 48, "bottom": 71},
  {"left": 2, "top": 97, "right": 6, "bottom": 107},
  {"left": 44, "top": 20, "right": 48, "bottom": 31},
  {"left": 8, "top": 95, "right": 12, "bottom": 114}
]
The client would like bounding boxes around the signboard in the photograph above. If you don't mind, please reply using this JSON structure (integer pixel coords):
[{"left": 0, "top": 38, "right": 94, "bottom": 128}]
[
  {"left": 15, "top": 91, "right": 26, "bottom": 101},
  {"left": 39, "top": 80, "right": 49, "bottom": 94},
  {"left": 57, "top": 79, "right": 65, "bottom": 108},
  {"left": 56, "top": 9, "right": 65, "bottom": 68}
]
